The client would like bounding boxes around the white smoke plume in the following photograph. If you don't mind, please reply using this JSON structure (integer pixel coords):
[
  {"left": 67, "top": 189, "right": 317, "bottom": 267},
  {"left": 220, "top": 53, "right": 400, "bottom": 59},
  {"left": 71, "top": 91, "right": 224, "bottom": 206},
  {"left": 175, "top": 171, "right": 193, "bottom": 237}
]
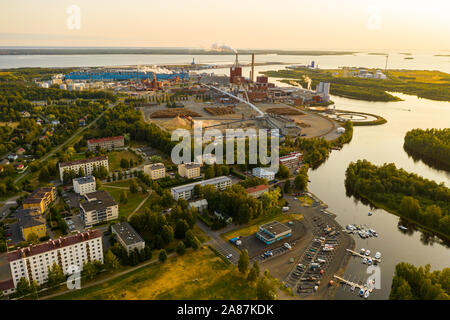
[{"left": 208, "top": 42, "right": 237, "bottom": 53}]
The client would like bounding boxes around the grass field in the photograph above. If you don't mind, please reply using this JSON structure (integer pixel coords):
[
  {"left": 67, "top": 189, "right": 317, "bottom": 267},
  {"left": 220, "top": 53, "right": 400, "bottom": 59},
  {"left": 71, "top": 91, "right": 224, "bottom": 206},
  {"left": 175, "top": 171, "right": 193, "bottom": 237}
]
[
  {"left": 53, "top": 248, "right": 258, "bottom": 300},
  {"left": 103, "top": 178, "right": 139, "bottom": 188},
  {"left": 222, "top": 209, "right": 303, "bottom": 241},
  {"left": 108, "top": 150, "right": 140, "bottom": 171},
  {"left": 103, "top": 186, "right": 147, "bottom": 218}
]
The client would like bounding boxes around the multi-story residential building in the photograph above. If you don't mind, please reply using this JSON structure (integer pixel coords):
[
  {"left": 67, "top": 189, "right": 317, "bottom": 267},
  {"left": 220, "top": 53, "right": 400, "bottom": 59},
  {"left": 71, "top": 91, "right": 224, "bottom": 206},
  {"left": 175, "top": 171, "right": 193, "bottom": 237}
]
[
  {"left": 111, "top": 222, "right": 145, "bottom": 254},
  {"left": 58, "top": 156, "right": 108, "bottom": 181},
  {"left": 17, "top": 209, "right": 47, "bottom": 240},
  {"left": 279, "top": 152, "right": 303, "bottom": 170},
  {"left": 178, "top": 162, "right": 201, "bottom": 179},
  {"left": 143, "top": 163, "right": 166, "bottom": 180},
  {"left": 252, "top": 167, "right": 276, "bottom": 181},
  {"left": 87, "top": 136, "right": 124, "bottom": 151},
  {"left": 245, "top": 184, "right": 269, "bottom": 198},
  {"left": 171, "top": 176, "right": 232, "bottom": 200},
  {"left": 73, "top": 175, "right": 96, "bottom": 195},
  {"left": 80, "top": 191, "right": 118, "bottom": 227},
  {"left": 22, "top": 186, "right": 56, "bottom": 214},
  {"left": 7, "top": 230, "right": 103, "bottom": 288}
]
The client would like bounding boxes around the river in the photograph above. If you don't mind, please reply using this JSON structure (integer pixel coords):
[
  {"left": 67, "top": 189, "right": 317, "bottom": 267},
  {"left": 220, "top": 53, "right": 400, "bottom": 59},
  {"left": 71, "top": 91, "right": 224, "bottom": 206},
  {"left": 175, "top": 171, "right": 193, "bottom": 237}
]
[{"left": 1, "top": 51, "right": 449, "bottom": 300}]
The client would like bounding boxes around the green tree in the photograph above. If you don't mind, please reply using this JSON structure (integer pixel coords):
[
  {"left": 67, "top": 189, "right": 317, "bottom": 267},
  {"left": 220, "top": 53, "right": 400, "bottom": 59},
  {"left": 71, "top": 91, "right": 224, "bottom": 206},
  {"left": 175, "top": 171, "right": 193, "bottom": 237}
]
[
  {"left": 256, "top": 275, "right": 277, "bottom": 300},
  {"left": 120, "top": 158, "right": 129, "bottom": 169},
  {"left": 38, "top": 166, "right": 50, "bottom": 181},
  {"left": 284, "top": 180, "right": 291, "bottom": 193},
  {"left": 104, "top": 250, "right": 120, "bottom": 272},
  {"left": 82, "top": 261, "right": 98, "bottom": 280},
  {"left": 159, "top": 249, "right": 168, "bottom": 263},
  {"left": 176, "top": 241, "right": 186, "bottom": 255},
  {"left": 120, "top": 190, "right": 128, "bottom": 204},
  {"left": 238, "top": 250, "right": 250, "bottom": 274},
  {"left": 129, "top": 180, "right": 139, "bottom": 194},
  {"left": 15, "top": 277, "right": 31, "bottom": 298},
  {"left": 46, "top": 262, "right": 66, "bottom": 287}
]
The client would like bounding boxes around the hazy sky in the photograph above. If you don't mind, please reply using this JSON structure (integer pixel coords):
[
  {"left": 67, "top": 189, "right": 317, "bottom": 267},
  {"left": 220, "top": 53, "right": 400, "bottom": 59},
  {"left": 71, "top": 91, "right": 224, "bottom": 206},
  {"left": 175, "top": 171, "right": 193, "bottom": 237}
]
[{"left": 0, "top": 0, "right": 449, "bottom": 51}]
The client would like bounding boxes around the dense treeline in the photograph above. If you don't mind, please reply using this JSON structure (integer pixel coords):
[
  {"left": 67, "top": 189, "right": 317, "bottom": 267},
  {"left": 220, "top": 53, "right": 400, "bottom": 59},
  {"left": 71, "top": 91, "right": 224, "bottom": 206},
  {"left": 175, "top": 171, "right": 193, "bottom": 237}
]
[
  {"left": 345, "top": 160, "right": 450, "bottom": 237},
  {"left": 404, "top": 128, "right": 450, "bottom": 170},
  {"left": 390, "top": 262, "right": 449, "bottom": 300},
  {"left": 292, "top": 120, "right": 353, "bottom": 167},
  {"left": 97, "top": 104, "right": 176, "bottom": 155}
]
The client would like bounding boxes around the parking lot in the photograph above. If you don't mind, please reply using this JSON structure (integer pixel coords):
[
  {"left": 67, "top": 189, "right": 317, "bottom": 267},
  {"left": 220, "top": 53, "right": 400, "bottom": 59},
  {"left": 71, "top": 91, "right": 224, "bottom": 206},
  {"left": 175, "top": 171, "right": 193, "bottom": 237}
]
[
  {"left": 237, "top": 220, "right": 306, "bottom": 263},
  {"left": 64, "top": 214, "right": 85, "bottom": 233}
]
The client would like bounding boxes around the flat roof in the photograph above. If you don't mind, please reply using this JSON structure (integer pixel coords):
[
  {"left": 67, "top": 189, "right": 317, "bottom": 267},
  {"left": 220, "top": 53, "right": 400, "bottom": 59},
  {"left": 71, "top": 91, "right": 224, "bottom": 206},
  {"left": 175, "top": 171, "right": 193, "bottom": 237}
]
[
  {"left": 59, "top": 156, "right": 107, "bottom": 169},
  {"left": 148, "top": 163, "right": 165, "bottom": 170},
  {"left": 258, "top": 221, "right": 292, "bottom": 239},
  {"left": 81, "top": 190, "right": 117, "bottom": 211},
  {"left": 73, "top": 175, "right": 95, "bottom": 184},
  {"left": 111, "top": 222, "right": 144, "bottom": 246},
  {"left": 171, "top": 176, "right": 231, "bottom": 194}
]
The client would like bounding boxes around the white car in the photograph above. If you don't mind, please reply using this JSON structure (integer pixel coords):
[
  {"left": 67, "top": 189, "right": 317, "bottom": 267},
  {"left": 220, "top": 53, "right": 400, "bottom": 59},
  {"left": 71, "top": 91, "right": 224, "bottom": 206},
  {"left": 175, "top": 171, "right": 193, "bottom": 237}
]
[{"left": 226, "top": 254, "right": 233, "bottom": 259}]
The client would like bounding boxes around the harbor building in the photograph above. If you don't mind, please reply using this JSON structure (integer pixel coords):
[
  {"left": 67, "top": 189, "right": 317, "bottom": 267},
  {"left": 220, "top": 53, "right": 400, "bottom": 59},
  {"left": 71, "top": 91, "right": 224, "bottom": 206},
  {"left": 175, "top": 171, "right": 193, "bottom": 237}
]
[
  {"left": 80, "top": 191, "right": 118, "bottom": 227},
  {"left": 73, "top": 176, "right": 96, "bottom": 195},
  {"left": 143, "top": 163, "right": 166, "bottom": 180},
  {"left": 58, "top": 156, "right": 108, "bottom": 181},
  {"left": 256, "top": 221, "right": 292, "bottom": 245},
  {"left": 171, "top": 176, "right": 232, "bottom": 200},
  {"left": 87, "top": 136, "right": 124, "bottom": 151},
  {"left": 7, "top": 230, "right": 103, "bottom": 288},
  {"left": 111, "top": 222, "right": 145, "bottom": 254}
]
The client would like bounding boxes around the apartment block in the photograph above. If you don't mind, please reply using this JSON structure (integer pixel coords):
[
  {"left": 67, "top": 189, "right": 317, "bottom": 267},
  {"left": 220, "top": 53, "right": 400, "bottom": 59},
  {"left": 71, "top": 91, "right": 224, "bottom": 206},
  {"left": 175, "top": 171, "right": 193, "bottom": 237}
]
[
  {"left": 22, "top": 186, "right": 56, "bottom": 214},
  {"left": 111, "top": 222, "right": 145, "bottom": 254},
  {"left": 87, "top": 136, "right": 124, "bottom": 151},
  {"left": 171, "top": 176, "right": 232, "bottom": 200},
  {"left": 58, "top": 156, "right": 108, "bottom": 181},
  {"left": 178, "top": 162, "right": 201, "bottom": 179},
  {"left": 143, "top": 163, "right": 166, "bottom": 180},
  {"left": 80, "top": 190, "right": 118, "bottom": 227},
  {"left": 73, "top": 175, "right": 96, "bottom": 195},
  {"left": 7, "top": 230, "right": 103, "bottom": 288}
]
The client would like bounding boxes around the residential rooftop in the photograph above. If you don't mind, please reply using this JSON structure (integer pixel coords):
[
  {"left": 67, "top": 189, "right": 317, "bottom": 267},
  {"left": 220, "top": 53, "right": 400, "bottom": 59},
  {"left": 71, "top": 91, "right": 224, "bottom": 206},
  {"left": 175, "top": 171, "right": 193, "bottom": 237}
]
[
  {"left": 59, "top": 156, "right": 107, "bottom": 169},
  {"left": 73, "top": 175, "right": 95, "bottom": 184},
  {"left": 7, "top": 230, "right": 102, "bottom": 262},
  {"left": 81, "top": 190, "right": 117, "bottom": 212},
  {"left": 88, "top": 136, "right": 124, "bottom": 144},
  {"left": 171, "top": 176, "right": 231, "bottom": 193},
  {"left": 111, "top": 222, "right": 144, "bottom": 246}
]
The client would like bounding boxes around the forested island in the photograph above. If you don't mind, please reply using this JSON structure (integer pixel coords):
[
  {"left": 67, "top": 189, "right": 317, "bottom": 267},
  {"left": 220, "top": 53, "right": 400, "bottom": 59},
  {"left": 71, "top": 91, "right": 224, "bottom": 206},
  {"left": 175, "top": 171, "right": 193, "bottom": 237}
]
[
  {"left": 390, "top": 262, "right": 449, "bottom": 300},
  {"left": 263, "top": 68, "right": 450, "bottom": 102},
  {"left": 404, "top": 128, "right": 450, "bottom": 171},
  {"left": 345, "top": 160, "right": 450, "bottom": 238}
]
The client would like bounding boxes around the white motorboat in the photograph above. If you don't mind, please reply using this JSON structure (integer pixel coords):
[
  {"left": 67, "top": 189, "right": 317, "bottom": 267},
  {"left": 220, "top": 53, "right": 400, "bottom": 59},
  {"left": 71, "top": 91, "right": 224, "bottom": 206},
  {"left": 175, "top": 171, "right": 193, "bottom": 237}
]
[
  {"left": 362, "top": 257, "right": 367, "bottom": 264},
  {"left": 360, "top": 248, "right": 366, "bottom": 254},
  {"left": 365, "top": 249, "right": 371, "bottom": 256},
  {"left": 374, "top": 252, "right": 381, "bottom": 259}
]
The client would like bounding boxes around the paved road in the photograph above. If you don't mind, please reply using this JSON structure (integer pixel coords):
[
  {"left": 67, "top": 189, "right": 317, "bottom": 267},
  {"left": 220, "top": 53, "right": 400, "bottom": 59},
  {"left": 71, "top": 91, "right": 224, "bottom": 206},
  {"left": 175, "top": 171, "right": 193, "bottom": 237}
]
[{"left": 196, "top": 220, "right": 239, "bottom": 265}]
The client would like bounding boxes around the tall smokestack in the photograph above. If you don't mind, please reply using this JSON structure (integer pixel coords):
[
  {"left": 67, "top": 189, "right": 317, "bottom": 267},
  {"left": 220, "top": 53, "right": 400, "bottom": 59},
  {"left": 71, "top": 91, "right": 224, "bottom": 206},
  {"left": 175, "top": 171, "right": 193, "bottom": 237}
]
[
  {"left": 251, "top": 53, "right": 255, "bottom": 82},
  {"left": 235, "top": 53, "right": 238, "bottom": 66}
]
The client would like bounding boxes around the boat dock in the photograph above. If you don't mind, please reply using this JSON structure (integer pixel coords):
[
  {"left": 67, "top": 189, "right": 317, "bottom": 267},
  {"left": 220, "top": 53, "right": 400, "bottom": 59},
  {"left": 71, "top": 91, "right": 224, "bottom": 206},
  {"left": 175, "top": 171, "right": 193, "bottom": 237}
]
[
  {"left": 333, "top": 275, "right": 373, "bottom": 293},
  {"left": 346, "top": 249, "right": 381, "bottom": 263}
]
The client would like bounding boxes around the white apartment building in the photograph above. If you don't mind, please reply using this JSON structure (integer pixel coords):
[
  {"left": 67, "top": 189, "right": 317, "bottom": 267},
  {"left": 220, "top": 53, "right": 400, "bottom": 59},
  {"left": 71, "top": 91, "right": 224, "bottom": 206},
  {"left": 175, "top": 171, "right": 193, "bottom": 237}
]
[
  {"left": 143, "top": 163, "right": 166, "bottom": 180},
  {"left": 111, "top": 222, "right": 145, "bottom": 254},
  {"left": 252, "top": 167, "right": 276, "bottom": 181},
  {"left": 171, "top": 176, "right": 232, "bottom": 200},
  {"left": 80, "top": 191, "right": 119, "bottom": 227},
  {"left": 178, "top": 162, "right": 201, "bottom": 179},
  {"left": 7, "top": 230, "right": 103, "bottom": 288},
  {"left": 73, "top": 175, "right": 96, "bottom": 195},
  {"left": 59, "top": 156, "right": 108, "bottom": 181}
]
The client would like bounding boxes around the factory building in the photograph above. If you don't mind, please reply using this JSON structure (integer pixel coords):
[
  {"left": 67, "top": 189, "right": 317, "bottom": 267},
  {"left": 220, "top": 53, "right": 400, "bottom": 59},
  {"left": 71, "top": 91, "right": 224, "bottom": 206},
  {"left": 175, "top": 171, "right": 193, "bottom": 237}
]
[
  {"left": 171, "top": 176, "right": 232, "bottom": 201},
  {"left": 256, "top": 221, "right": 292, "bottom": 245},
  {"left": 65, "top": 69, "right": 188, "bottom": 81}
]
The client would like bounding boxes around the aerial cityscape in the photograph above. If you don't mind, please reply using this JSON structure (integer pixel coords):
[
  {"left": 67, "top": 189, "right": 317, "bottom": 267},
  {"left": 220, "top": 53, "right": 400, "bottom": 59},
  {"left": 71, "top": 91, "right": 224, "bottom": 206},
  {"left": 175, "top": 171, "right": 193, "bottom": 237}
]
[{"left": 0, "top": 0, "right": 449, "bottom": 309}]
